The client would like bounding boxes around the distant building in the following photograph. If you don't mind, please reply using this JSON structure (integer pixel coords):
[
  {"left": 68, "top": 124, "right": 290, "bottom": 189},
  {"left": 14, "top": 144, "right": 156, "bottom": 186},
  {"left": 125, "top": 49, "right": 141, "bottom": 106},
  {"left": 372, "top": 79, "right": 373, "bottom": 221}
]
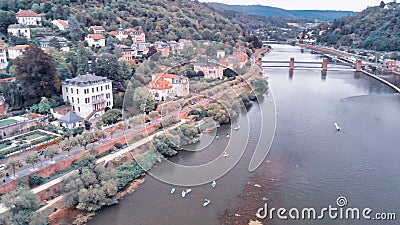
[
  {"left": 217, "top": 50, "right": 225, "bottom": 58},
  {"left": 154, "top": 41, "right": 170, "bottom": 57},
  {"left": 62, "top": 74, "right": 113, "bottom": 120},
  {"left": 117, "top": 26, "right": 145, "bottom": 43},
  {"left": 148, "top": 73, "right": 189, "bottom": 101},
  {"left": 116, "top": 45, "right": 137, "bottom": 63},
  {"left": 16, "top": 9, "right": 42, "bottom": 26},
  {"left": 37, "top": 36, "right": 70, "bottom": 51},
  {"left": 7, "top": 45, "right": 30, "bottom": 59},
  {"left": 57, "top": 111, "right": 84, "bottom": 129},
  {"left": 85, "top": 34, "right": 106, "bottom": 47},
  {"left": 52, "top": 19, "right": 68, "bottom": 31},
  {"left": 194, "top": 60, "right": 224, "bottom": 79},
  {"left": 0, "top": 46, "right": 7, "bottom": 70},
  {"left": 7, "top": 24, "right": 31, "bottom": 39},
  {"left": 90, "top": 25, "right": 106, "bottom": 34}
]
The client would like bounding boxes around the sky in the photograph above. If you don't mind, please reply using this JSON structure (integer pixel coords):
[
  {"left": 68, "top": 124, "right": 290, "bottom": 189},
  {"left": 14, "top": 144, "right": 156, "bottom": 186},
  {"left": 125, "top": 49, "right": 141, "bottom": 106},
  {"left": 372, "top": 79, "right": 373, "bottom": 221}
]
[{"left": 198, "top": 0, "right": 385, "bottom": 11}]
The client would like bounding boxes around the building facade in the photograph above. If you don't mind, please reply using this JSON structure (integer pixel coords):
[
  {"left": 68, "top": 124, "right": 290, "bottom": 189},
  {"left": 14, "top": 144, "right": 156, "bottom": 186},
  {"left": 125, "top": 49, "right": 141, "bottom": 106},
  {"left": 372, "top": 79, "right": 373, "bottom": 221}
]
[
  {"left": 194, "top": 60, "right": 224, "bottom": 79},
  {"left": 16, "top": 10, "right": 42, "bottom": 26},
  {"left": 62, "top": 74, "right": 113, "bottom": 119},
  {"left": 52, "top": 19, "right": 68, "bottom": 31},
  {"left": 7, "top": 24, "right": 31, "bottom": 39},
  {"left": 7, "top": 45, "right": 30, "bottom": 59},
  {"left": 85, "top": 34, "right": 106, "bottom": 47},
  {"left": 37, "top": 36, "right": 70, "bottom": 51},
  {"left": 117, "top": 26, "right": 146, "bottom": 43},
  {"left": 148, "top": 73, "right": 189, "bottom": 101},
  {"left": 90, "top": 26, "right": 105, "bottom": 34},
  {"left": 0, "top": 46, "right": 7, "bottom": 70}
]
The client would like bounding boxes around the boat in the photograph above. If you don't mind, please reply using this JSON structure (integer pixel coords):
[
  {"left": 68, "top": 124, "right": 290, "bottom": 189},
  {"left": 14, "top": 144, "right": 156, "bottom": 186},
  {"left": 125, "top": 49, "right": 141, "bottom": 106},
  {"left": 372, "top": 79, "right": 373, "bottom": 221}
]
[
  {"left": 222, "top": 152, "right": 229, "bottom": 157},
  {"left": 181, "top": 190, "right": 186, "bottom": 198},
  {"left": 203, "top": 199, "right": 211, "bottom": 207},
  {"left": 234, "top": 124, "right": 240, "bottom": 130},
  {"left": 211, "top": 181, "right": 216, "bottom": 188},
  {"left": 215, "top": 135, "right": 219, "bottom": 140},
  {"left": 334, "top": 123, "right": 341, "bottom": 131},
  {"left": 226, "top": 133, "right": 230, "bottom": 138},
  {"left": 185, "top": 189, "right": 192, "bottom": 194},
  {"left": 170, "top": 188, "right": 175, "bottom": 194}
]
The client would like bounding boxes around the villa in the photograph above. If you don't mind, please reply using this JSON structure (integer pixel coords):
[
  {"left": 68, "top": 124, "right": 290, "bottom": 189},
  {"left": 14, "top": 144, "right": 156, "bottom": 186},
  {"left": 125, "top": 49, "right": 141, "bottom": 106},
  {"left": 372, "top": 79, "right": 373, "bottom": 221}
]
[
  {"left": 85, "top": 34, "right": 106, "bottom": 47},
  {"left": 52, "top": 19, "right": 68, "bottom": 31},
  {"left": 7, "top": 24, "right": 31, "bottom": 39},
  {"left": 0, "top": 46, "right": 7, "bottom": 70},
  {"left": 148, "top": 73, "right": 189, "bottom": 101},
  {"left": 16, "top": 9, "right": 42, "bottom": 26},
  {"left": 194, "top": 59, "right": 224, "bottom": 79},
  {"left": 117, "top": 26, "right": 146, "bottom": 43},
  {"left": 7, "top": 45, "right": 30, "bottom": 59}
]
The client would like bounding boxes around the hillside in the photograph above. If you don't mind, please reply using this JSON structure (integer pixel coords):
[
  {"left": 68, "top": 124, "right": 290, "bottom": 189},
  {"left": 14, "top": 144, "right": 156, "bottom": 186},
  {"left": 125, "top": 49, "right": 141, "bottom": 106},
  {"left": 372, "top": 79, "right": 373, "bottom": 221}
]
[
  {"left": 317, "top": 2, "right": 400, "bottom": 51},
  {"left": 0, "top": 0, "right": 243, "bottom": 43},
  {"left": 208, "top": 3, "right": 355, "bottom": 21}
]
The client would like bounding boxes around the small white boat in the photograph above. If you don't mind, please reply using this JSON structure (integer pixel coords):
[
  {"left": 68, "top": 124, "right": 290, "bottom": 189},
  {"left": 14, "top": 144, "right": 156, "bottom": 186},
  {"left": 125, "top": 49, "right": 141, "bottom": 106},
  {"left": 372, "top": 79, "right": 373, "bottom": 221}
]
[
  {"left": 181, "top": 190, "right": 186, "bottom": 197},
  {"left": 222, "top": 152, "right": 229, "bottom": 157},
  {"left": 203, "top": 199, "right": 211, "bottom": 207},
  {"left": 170, "top": 188, "right": 175, "bottom": 194},
  {"left": 234, "top": 125, "right": 240, "bottom": 130},
  {"left": 215, "top": 135, "right": 219, "bottom": 140},
  {"left": 226, "top": 133, "right": 230, "bottom": 138},
  {"left": 211, "top": 181, "right": 216, "bottom": 188},
  {"left": 185, "top": 189, "right": 192, "bottom": 194},
  {"left": 334, "top": 123, "right": 341, "bottom": 131}
]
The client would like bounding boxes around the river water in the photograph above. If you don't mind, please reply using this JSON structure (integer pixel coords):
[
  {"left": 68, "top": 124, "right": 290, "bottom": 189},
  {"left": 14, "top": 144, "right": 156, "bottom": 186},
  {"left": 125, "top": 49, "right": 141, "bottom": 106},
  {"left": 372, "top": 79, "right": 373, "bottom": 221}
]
[{"left": 89, "top": 45, "right": 400, "bottom": 225}]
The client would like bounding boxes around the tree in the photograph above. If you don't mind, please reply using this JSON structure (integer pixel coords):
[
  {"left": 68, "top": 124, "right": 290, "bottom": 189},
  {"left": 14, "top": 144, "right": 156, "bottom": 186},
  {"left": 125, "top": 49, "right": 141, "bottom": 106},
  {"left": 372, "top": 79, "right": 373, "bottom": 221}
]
[
  {"left": 6, "top": 159, "right": 23, "bottom": 177},
  {"left": 101, "top": 109, "right": 122, "bottom": 126},
  {"left": 67, "top": 16, "right": 84, "bottom": 42},
  {"left": 43, "top": 145, "right": 59, "bottom": 162},
  {"left": 0, "top": 170, "right": 5, "bottom": 182},
  {"left": 60, "top": 139, "right": 73, "bottom": 156},
  {"left": 48, "top": 37, "right": 62, "bottom": 50},
  {"left": 1, "top": 187, "right": 41, "bottom": 225},
  {"left": 120, "top": 121, "right": 128, "bottom": 135},
  {"left": 29, "top": 97, "right": 52, "bottom": 114},
  {"left": 78, "top": 132, "right": 95, "bottom": 150},
  {"left": 77, "top": 42, "right": 94, "bottom": 75},
  {"left": 379, "top": 1, "right": 386, "bottom": 8},
  {"left": 153, "top": 132, "right": 179, "bottom": 157},
  {"left": 25, "top": 154, "right": 41, "bottom": 169},
  {"left": 131, "top": 87, "right": 155, "bottom": 114},
  {"left": 15, "top": 46, "right": 60, "bottom": 108},
  {"left": 0, "top": 10, "right": 16, "bottom": 34},
  {"left": 62, "top": 155, "right": 118, "bottom": 212},
  {"left": 109, "top": 126, "right": 118, "bottom": 139}
]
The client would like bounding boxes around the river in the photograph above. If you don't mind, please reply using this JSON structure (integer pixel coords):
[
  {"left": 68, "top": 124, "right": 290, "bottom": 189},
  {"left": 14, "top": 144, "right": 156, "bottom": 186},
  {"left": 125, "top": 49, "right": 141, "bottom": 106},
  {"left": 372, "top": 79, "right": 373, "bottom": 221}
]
[{"left": 89, "top": 45, "right": 400, "bottom": 225}]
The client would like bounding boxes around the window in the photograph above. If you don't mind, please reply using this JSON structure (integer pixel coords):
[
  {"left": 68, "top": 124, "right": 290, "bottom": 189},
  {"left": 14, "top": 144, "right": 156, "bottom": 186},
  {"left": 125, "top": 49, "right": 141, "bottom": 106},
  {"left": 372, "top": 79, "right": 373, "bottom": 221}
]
[
  {"left": 72, "top": 97, "right": 74, "bottom": 103},
  {"left": 76, "top": 89, "right": 79, "bottom": 94},
  {"left": 96, "top": 87, "right": 99, "bottom": 92},
  {"left": 66, "top": 87, "right": 68, "bottom": 92},
  {"left": 77, "top": 98, "right": 79, "bottom": 103},
  {"left": 101, "top": 86, "right": 103, "bottom": 91},
  {"left": 71, "top": 88, "right": 73, "bottom": 93},
  {"left": 66, "top": 96, "right": 69, "bottom": 101},
  {"left": 78, "top": 107, "right": 80, "bottom": 112},
  {"left": 92, "top": 88, "right": 94, "bottom": 92}
]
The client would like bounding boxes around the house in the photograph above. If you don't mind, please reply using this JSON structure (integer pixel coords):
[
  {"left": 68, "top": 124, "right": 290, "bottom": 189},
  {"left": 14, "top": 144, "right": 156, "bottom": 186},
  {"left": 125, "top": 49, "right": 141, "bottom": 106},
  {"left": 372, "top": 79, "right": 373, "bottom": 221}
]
[
  {"left": 7, "top": 45, "right": 30, "bottom": 59},
  {"left": 0, "top": 46, "right": 7, "bottom": 70},
  {"left": 90, "top": 25, "right": 105, "bottom": 34},
  {"left": 194, "top": 60, "right": 224, "bottom": 79},
  {"left": 217, "top": 50, "right": 225, "bottom": 58},
  {"left": 154, "top": 41, "right": 169, "bottom": 57},
  {"left": 37, "top": 36, "right": 70, "bottom": 51},
  {"left": 16, "top": 9, "right": 42, "bottom": 26},
  {"left": 85, "top": 34, "right": 106, "bottom": 47},
  {"left": 135, "top": 42, "right": 150, "bottom": 57},
  {"left": 52, "top": 19, "right": 68, "bottom": 31},
  {"left": 117, "top": 26, "right": 145, "bottom": 43},
  {"left": 168, "top": 41, "right": 179, "bottom": 55},
  {"left": 116, "top": 45, "right": 137, "bottom": 63},
  {"left": 57, "top": 111, "right": 84, "bottom": 129},
  {"left": 7, "top": 24, "right": 31, "bottom": 39},
  {"left": 148, "top": 73, "right": 189, "bottom": 101},
  {"left": 62, "top": 74, "right": 113, "bottom": 120}
]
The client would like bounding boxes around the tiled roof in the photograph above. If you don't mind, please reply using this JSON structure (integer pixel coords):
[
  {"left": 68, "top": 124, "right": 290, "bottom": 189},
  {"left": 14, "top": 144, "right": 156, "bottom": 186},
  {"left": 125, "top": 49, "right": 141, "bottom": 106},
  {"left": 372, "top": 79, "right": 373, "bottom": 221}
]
[
  {"left": 194, "top": 59, "right": 223, "bottom": 67},
  {"left": 63, "top": 74, "right": 111, "bottom": 86},
  {"left": 152, "top": 73, "right": 179, "bottom": 79},
  {"left": 90, "top": 25, "right": 105, "bottom": 31},
  {"left": 148, "top": 78, "right": 173, "bottom": 90},
  {"left": 8, "top": 45, "right": 30, "bottom": 50},
  {"left": 56, "top": 20, "right": 68, "bottom": 27},
  {"left": 58, "top": 111, "right": 83, "bottom": 124},
  {"left": 16, "top": 10, "right": 41, "bottom": 17},
  {"left": 87, "top": 34, "right": 105, "bottom": 40}
]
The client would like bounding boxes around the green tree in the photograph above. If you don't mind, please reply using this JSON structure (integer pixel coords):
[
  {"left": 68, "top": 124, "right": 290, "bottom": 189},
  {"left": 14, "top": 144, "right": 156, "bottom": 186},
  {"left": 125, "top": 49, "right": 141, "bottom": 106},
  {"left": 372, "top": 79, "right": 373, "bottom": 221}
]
[
  {"left": 131, "top": 87, "right": 155, "bottom": 114},
  {"left": 6, "top": 159, "right": 23, "bottom": 177},
  {"left": 60, "top": 139, "right": 74, "bottom": 156},
  {"left": 25, "top": 153, "right": 41, "bottom": 169},
  {"left": 62, "top": 155, "right": 118, "bottom": 212},
  {"left": 77, "top": 42, "right": 94, "bottom": 75},
  {"left": 15, "top": 46, "right": 60, "bottom": 108},
  {"left": 1, "top": 187, "right": 41, "bottom": 225},
  {"left": 43, "top": 145, "right": 59, "bottom": 162},
  {"left": 30, "top": 97, "right": 52, "bottom": 114},
  {"left": 153, "top": 132, "right": 179, "bottom": 157},
  {"left": 78, "top": 132, "right": 95, "bottom": 150},
  {"left": 0, "top": 10, "right": 16, "bottom": 34},
  {"left": 101, "top": 109, "right": 122, "bottom": 125}
]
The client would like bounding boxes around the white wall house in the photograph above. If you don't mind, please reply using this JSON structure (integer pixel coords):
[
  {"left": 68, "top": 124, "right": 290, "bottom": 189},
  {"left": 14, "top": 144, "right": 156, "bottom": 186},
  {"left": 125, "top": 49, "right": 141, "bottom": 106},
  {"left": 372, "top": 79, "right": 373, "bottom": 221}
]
[
  {"left": 7, "top": 24, "right": 31, "bottom": 39},
  {"left": 85, "top": 34, "right": 106, "bottom": 47},
  {"left": 148, "top": 73, "right": 189, "bottom": 101},
  {"left": 7, "top": 45, "right": 30, "bottom": 59},
  {"left": 117, "top": 26, "right": 146, "bottom": 43},
  {"left": 0, "top": 46, "right": 7, "bottom": 70},
  {"left": 194, "top": 60, "right": 224, "bottom": 79},
  {"left": 37, "top": 36, "right": 70, "bottom": 52},
  {"left": 90, "top": 26, "right": 105, "bottom": 34},
  {"left": 16, "top": 9, "right": 42, "bottom": 26},
  {"left": 52, "top": 19, "right": 68, "bottom": 31},
  {"left": 62, "top": 74, "right": 113, "bottom": 120}
]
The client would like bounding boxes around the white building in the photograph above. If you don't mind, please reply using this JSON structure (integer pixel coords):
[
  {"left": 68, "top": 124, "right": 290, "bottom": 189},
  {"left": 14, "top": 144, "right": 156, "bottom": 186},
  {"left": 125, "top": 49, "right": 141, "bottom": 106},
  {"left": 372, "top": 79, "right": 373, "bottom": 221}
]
[
  {"left": 90, "top": 25, "right": 105, "bottom": 34},
  {"left": 0, "top": 46, "right": 7, "bottom": 70},
  {"left": 62, "top": 74, "right": 113, "bottom": 120},
  {"left": 37, "top": 36, "right": 70, "bottom": 52},
  {"left": 85, "top": 34, "right": 106, "bottom": 47},
  {"left": 7, "top": 24, "right": 31, "bottom": 39},
  {"left": 148, "top": 73, "right": 189, "bottom": 101},
  {"left": 7, "top": 45, "right": 30, "bottom": 59},
  {"left": 16, "top": 9, "right": 42, "bottom": 26},
  {"left": 52, "top": 19, "right": 68, "bottom": 31},
  {"left": 117, "top": 26, "right": 146, "bottom": 43}
]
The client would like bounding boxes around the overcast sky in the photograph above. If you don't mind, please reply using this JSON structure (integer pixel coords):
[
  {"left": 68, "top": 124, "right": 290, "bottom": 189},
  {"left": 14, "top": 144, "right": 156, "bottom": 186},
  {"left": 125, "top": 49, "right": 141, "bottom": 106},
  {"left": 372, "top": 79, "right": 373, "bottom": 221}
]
[{"left": 198, "top": 0, "right": 384, "bottom": 11}]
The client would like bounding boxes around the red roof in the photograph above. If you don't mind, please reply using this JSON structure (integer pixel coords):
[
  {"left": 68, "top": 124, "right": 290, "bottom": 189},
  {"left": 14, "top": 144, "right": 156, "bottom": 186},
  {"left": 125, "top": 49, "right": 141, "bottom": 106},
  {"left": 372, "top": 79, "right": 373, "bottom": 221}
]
[
  {"left": 148, "top": 78, "right": 173, "bottom": 90},
  {"left": 90, "top": 25, "right": 105, "bottom": 31},
  {"left": 88, "top": 34, "right": 105, "bottom": 40},
  {"left": 16, "top": 10, "right": 41, "bottom": 17},
  {"left": 153, "top": 73, "right": 179, "bottom": 79},
  {"left": 9, "top": 45, "right": 30, "bottom": 50},
  {"left": 57, "top": 20, "right": 68, "bottom": 27}
]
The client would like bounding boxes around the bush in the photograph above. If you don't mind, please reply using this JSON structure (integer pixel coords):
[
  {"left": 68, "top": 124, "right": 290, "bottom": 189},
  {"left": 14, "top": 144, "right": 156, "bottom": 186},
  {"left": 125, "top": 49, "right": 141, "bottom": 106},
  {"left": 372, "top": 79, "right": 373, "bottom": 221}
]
[{"left": 29, "top": 175, "right": 44, "bottom": 187}]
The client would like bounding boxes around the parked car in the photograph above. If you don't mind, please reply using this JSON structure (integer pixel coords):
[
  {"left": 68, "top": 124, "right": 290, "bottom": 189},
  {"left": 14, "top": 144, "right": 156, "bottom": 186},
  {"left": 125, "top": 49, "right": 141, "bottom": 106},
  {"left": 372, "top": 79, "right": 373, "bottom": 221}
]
[{"left": 91, "top": 138, "right": 99, "bottom": 143}]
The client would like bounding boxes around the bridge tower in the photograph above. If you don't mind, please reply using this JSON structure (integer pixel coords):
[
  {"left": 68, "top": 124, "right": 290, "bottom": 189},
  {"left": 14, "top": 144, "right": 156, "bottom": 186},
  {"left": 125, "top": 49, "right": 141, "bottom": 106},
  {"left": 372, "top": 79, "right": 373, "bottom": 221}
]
[
  {"left": 289, "top": 57, "right": 295, "bottom": 70},
  {"left": 322, "top": 58, "right": 328, "bottom": 71},
  {"left": 355, "top": 59, "right": 362, "bottom": 71}
]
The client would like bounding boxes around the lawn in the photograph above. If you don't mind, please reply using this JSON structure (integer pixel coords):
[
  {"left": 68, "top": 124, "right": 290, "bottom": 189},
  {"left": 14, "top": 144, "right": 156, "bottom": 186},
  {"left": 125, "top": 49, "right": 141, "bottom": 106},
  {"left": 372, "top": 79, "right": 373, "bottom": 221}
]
[{"left": 0, "top": 119, "right": 18, "bottom": 127}]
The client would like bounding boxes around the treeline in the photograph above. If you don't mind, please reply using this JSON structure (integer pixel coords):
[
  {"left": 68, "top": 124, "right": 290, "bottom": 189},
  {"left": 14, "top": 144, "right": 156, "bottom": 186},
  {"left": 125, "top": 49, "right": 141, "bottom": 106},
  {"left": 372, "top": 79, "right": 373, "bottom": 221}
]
[{"left": 316, "top": 3, "right": 400, "bottom": 51}]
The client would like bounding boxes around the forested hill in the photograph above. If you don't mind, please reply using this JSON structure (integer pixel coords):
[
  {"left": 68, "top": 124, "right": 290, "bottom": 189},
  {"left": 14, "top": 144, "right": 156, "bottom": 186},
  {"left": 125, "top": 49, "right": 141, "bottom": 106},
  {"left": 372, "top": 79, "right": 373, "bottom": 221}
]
[
  {"left": 317, "top": 2, "right": 400, "bottom": 51},
  {"left": 208, "top": 3, "right": 355, "bottom": 21},
  {"left": 0, "top": 0, "right": 243, "bottom": 42}
]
